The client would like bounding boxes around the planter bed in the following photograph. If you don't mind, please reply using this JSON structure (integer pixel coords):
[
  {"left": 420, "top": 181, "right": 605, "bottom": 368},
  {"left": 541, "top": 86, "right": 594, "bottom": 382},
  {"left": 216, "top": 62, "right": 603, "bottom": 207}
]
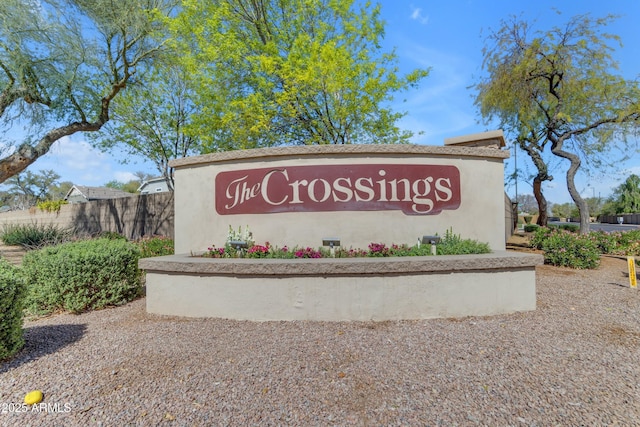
[{"left": 139, "top": 251, "right": 542, "bottom": 321}]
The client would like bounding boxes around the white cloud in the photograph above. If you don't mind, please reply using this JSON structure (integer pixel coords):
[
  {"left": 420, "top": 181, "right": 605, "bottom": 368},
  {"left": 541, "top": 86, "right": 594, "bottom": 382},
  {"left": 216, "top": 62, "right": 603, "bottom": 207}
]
[
  {"left": 410, "top": 7, "right": 429, "bottom": 25},
  {"left": 114, "top": 171, "right": 138, "bottom": 182},
  {"left": 34, "top": 135, "right": 155, "bottom": 186},
  {"left": 46, "top": 136, "right": 109, "bottom": 172}
]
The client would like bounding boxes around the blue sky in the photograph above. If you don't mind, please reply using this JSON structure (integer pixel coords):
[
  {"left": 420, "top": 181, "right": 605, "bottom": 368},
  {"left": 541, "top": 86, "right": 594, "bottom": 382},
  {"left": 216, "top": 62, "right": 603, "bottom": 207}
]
[{"left": 33, "top": 0, "right": 640, "bottom": 204}]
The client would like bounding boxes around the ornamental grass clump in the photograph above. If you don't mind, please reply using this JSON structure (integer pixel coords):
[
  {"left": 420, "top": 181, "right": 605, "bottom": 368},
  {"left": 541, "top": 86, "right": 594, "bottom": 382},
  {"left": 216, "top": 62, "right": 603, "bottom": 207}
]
[
  {"left": 1, "top": 222, "right": 73, "bottom": 249},
  {"left": 22, "top": 238, "right": 142, "bottom": 315},
  {"left": 0, "top": 260, "right": 25, "bottom": 360}
]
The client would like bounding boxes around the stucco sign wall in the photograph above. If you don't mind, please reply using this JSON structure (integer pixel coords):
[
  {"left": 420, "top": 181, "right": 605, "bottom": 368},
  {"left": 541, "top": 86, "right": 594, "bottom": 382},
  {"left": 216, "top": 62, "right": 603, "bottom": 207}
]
[
  {"left": 169, "top": 138, "right": 509, "bottom": 254},
  {"left": 215, "top": 164, "right": 461, "bottom": 215}
]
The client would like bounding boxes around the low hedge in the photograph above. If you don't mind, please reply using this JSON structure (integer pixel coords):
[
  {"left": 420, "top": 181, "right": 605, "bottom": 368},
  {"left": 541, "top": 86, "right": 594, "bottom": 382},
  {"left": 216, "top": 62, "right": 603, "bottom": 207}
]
[
  {"left": 530, "top": 227, "right": 600, "bottom": 269},
  {"left": 22, "top": 238, "right": 142, "bottom": 315},
  {"left": 0, "top": 260, "right": 26, "bottom": 360}
]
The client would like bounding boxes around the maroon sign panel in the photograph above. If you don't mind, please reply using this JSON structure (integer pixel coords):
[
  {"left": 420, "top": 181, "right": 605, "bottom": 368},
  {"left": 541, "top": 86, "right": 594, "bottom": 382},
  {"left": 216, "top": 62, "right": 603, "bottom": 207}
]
[{"left": 215, "top": 164, "right": 461, "bottom": 216}]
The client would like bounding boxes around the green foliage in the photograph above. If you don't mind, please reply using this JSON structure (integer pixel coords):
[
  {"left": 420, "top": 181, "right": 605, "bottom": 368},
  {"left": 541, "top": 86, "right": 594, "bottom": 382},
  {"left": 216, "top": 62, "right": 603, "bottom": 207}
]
[
  {"left": 96, "top": 231, "right": 127, "bottom": 240},
  {"left": 599, "top": 199, "right": 619, "bottom": 216},
  {"left": 48, "top": 181, "right": 74, "bottom": 201},
  {"left": 549, "top": 223, "right": 579, "bottom": 233},
  {"left": 532, "top": 227, "right": 640, "bottom": 268},
  {"left": 22, "top": 238, "right": 142, "bottom": 315},
  {"left": 1, "top": 222, "right": 73, "bottom": 248},
  {"left": 538, "top": 229, "right": 600, "bottom": 269},
  {"left": 551, "top": 202, "right": 576, "bottom": 219},
  {"left": 436, "top": 229, "right": 492, "bottom": 255},
  {"left": 476, "top": 14, "right": 640, "bottom": 234},
  {"left": 600, "top": 230, "right": 640, "bottom": 256},
  {"left": 104, "top": 180, "right": 141, "bottom": 194},
  {"left": 37, "top": 199, "right": 67, "bottom": 213},
  {"left": 204, "top": 232, "right": 491, "bottom": 259},
  {"left": 589, "top": 231, "right": 617, "bottom": 255},
  {"left": 3, "top": 170, "right": 61, "bottom": 209},
  {"left": 136, "top": 235, "right": 174, "bottom": 258},
  {"left": 171, "top": 0, "right": 428, "bottom": 149},
  {"left": 530, "top": 226, "right": 554, "bottom": 250},
  {"left": 606, "top": 174, "right": 640, "bottom": 214},
  {"left": 0, "top": 0, "right": 175, "bottom": 183},
  {"left": 524, "top": 224, "right": 539, "bottom": 232},
  {"left": 0, "top": 260, "right": 25, "bottom": 360},
  {"left": 97, "top": 66, "right": 199, "bottom": 181}
]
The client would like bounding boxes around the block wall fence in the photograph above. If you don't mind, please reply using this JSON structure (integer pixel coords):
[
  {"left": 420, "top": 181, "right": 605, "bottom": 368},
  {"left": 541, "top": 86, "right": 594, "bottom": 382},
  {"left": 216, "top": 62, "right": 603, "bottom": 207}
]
[{"left": 0, "top": 192, "right": 174, "bottom": 240}]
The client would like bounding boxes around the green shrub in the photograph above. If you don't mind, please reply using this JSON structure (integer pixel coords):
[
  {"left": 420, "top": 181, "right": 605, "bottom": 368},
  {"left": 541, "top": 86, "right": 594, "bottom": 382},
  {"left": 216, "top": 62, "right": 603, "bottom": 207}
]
[
  {"left": 589, "top": 231, "right": 617, "bottom": 255},
  {"left": 1, "top": 222, "right": 73, "bottom": 249},
  {"left": 436, "top": 229, "right": 491, "bottom": 255},
  {"left": 204, "top": 231, "right": 491, "bottom": 259},
  {"left": 136, "top": 235, "right": 174, "bottom": 258},
  {"left": 608, "top": 230, "right": 640, "bottom": 256},
  {"left": 96, "top": 231, "right": 128, "bottom": 240},
  {"left": 0, "top": 260, "right": 26, "bottom": 360},
  {"left": 37, "top": 199, "right": 67, "bottom": 214},
  {"left": 22, "top": 238, "right": 142, "bottom": 315},
  {"left": 540, "top": 229, "right": 600, "bottom": 269},
  {"left": 549, "top": 223, "right": 579, "bottom": 233},
  {"left": 523, "top": 224, "right": 540, "bottom": 232},
  {"left": 530, "top": 227, "right": 554, "bottom": 250}
]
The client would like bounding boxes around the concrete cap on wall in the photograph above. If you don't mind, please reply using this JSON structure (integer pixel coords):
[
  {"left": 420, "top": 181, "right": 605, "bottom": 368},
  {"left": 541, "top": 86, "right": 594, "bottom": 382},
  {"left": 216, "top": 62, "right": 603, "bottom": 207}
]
[
  {"left": 169, "top": 140, "right": 510, "bottom": 169},
  {"left": 444, "top": 130, "right": 506, "bottom": 149}
]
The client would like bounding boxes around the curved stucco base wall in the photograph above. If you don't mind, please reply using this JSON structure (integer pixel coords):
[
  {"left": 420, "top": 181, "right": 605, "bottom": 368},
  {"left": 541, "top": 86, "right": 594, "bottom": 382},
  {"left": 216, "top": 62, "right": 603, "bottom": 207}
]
[
  {"left": 170, "top": 144, "right": 510, "bottom": 255},
  {"left": 141, "top": 252, "right": 542, "bottom": 321}
]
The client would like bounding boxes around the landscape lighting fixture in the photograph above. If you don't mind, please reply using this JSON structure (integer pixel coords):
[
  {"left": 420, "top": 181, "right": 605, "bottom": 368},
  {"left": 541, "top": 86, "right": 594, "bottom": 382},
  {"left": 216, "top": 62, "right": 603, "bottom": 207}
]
[
  {"left": 229, "top": 240, "right": 248, "bottom": 250},
  {"left": 421, "top": 235, "right": 441, "bottom": 256},
  {"left": 421, "top": 236, "right": 441, "bottom": 245},
  {"left": 322, "top": 238, "right": 341, "bottom": 249}
]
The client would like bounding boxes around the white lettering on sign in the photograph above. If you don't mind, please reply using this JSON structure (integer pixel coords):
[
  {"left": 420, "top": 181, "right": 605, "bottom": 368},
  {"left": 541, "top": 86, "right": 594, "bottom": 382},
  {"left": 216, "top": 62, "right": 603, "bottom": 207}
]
[{"left": 216, "top": 164, "right": 461, "bottom": 216}]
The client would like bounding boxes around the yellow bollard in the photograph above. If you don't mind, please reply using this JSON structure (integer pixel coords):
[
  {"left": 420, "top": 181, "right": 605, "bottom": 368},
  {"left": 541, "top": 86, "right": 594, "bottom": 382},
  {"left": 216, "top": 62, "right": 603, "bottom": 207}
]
[{"left": 628, "top": 257, "right": 637, "bottom": 289}]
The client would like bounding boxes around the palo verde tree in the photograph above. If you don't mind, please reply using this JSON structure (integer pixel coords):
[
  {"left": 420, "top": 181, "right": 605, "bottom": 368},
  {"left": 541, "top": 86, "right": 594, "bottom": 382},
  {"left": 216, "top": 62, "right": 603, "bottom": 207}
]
[
  {"left": 170, "top": 0, "right": 429, "bottom": 150},
  {"left": 95, "top": 65, "right": 199, "bottom": 190},
  {"left": 475, "top": 14, "right": 640, "bottom": 233},
  {"left": 513, "top": 130, "right": 553, "bottom": 226},
  {"left": 0, "top": 0, "right": 177, "bottom": 184}
]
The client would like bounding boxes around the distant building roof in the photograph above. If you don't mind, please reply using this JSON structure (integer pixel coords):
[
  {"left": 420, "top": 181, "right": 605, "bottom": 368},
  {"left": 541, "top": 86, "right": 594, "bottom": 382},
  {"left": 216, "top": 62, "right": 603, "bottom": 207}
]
[
  {"left": 64, "top": 185, "right": 135, "bottom": 202},
  {"left": 137, "top": 176, "right": 172, "bottom": 193}
]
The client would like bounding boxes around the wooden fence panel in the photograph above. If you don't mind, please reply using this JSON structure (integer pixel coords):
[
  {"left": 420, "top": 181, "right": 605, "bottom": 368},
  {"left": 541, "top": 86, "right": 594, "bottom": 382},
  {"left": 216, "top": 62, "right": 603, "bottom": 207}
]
[{"left": 0, "top": 193, "right": 174, "bottom": 239}]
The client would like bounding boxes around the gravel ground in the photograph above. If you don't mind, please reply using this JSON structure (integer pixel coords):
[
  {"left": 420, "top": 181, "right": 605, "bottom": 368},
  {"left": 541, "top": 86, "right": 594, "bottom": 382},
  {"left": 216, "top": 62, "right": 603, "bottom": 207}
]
[{"left": 1, "top": 255, "right": 640, "bottom": 426}]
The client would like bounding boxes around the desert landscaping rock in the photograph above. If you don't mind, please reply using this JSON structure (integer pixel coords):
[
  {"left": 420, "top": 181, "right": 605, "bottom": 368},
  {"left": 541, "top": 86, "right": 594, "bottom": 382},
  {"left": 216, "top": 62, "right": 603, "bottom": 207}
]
[{"left": 1, "top": 255, "right": 639, "bottom": 426}]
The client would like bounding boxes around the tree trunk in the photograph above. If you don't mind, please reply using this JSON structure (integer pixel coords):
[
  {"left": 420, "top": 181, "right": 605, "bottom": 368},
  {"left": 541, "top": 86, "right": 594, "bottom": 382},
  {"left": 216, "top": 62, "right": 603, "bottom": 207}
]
[
  {"left": 551, "top": 141, "right": 590, "bottom": 234},
  {"left": 0, "top": 121, "right": 102, "bottom": 183},
  {"left": 0, "top": 80, "right": 125, "bottom": 184},
  {"left": 520, "top": 141, "right": 552, "bottom": 227},
  {"left": 533, "top": 177, "right": 548, "bottom": 226}
]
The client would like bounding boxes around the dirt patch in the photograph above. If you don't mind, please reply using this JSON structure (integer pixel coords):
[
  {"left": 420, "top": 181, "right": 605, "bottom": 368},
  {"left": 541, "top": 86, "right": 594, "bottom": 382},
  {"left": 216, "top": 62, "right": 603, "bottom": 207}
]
[
  {"left": 600, "top": 324, "right": 640, "bottom": 347},
  {"left": 533, "top": 254, "right": 633, "bottom": 289}
]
